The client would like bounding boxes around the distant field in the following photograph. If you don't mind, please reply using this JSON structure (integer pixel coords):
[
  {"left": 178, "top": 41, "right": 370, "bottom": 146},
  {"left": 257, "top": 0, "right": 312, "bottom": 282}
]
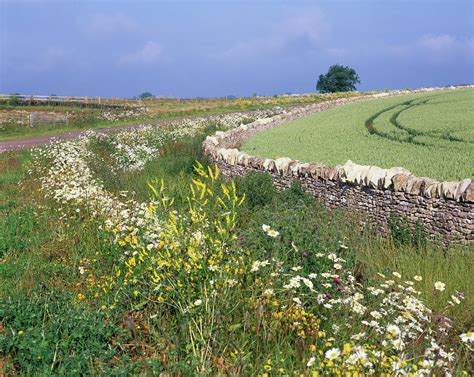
[
  {"left": 0, "top": 92, "right": 361, "bottom": 142},
  {"left": 242, "top": 88, "right": 474, "bottom": 181}
]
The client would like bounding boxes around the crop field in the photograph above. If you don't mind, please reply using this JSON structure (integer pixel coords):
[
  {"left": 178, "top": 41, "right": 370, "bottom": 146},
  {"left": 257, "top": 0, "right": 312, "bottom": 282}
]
[
  {"left": 1, "top": 96, "right": 473, "bottom": 375},
  {"left": 242, "top": 88, "right": 474, "bottom": 181}
]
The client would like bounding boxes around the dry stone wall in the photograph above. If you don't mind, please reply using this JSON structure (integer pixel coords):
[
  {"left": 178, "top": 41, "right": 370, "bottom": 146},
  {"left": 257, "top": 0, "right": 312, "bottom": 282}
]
[{"left": 203, "top": 87, "right": 474, "bottom": 246}]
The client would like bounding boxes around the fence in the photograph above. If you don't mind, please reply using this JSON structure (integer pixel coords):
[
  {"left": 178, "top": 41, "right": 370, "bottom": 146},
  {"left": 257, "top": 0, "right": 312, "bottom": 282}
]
[{"left": 0, "top": 94, "right": 141, "bottom": 108}]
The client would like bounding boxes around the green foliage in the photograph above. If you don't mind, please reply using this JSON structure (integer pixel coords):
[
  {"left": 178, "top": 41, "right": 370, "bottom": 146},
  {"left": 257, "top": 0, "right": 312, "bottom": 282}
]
[
  {"left": 236, "top": 172, "right": 276, "bottom": 209},
  {"left": 243, "top": 88, "right": 474, "bottom": 181},
  {"left": 7, "top": 94, "right": 19, "bottom": 106},
  {"left": 0, "top": 291, "right": 130, "bottom": 375},
  {"left": 138, "top": 92, "right": 153, "bottom": 99},
  {"left": 388, "top": 213, "right": 427, "bottom": 250},
  {"left": 0, "top": 205, "right": 38, "bottom": 258},
  {"left": 316, "top": 64, "right": 360, "bottom": 93}
]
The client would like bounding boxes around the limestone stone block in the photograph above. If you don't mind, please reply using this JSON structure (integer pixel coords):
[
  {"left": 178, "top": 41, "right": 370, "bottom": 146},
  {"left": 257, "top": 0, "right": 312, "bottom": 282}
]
[
  {"left": 263, "top": 158, "right": 276, "bottom": 172},
  {"left": 273, "top": 157, "right": 294, "bottom": 175},
  {"left": 384, "top": 167, "right": 412, "bottom": 189},
  {"left": 364, "top": 166, "right": 387, "bottom": 188},
  {"left": 296, "top": 163, "right": 310, "bottom": 176},
  {"left": 392, "top": 174, "right": 409, "bottom": 191},
  {"left": 462, "top": 182, "right": 474, "bottom": 203},
  {"left": 206, "top": 136, "right": 220, "bottom": 146},
  {"left": 455, "top": 179, "right": 471, "bottom": 202}
]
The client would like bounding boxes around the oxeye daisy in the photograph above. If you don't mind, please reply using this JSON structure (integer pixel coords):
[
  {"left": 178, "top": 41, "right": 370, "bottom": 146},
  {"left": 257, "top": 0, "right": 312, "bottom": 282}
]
[
  {"left": 386, "top": 324, "right": 401, "bottom": 337},
  {"left": 460, "top": 331, "right": 473, "bottom": 343},
  {"left": 434, "top": 281, "right": 446, "bottom": 291},
  {"left": 262, "top": 224, "right": 271, "bottom": 232},
  {"left": 267, "top": 229, "right": 280, "bottom": 238},
  {"left": 325, "top": 347, "right": 340, "bottom": 360}
]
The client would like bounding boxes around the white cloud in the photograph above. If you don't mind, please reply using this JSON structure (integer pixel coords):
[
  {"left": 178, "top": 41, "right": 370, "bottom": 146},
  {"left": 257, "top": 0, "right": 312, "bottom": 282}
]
[
  {"left": 85, "top": 13, "right": 137, "bottom": 34},
  {"left": 388, "top": 34, "right": 474, "bottom": 63},
  {"left": 212, "top": 8, "right": 330, "bottom": 61},
  {"left": 282, "top": 9, "right": 329, "bottom": 46},
  {"left": 119, "top": 41, "right": 163, "bottom": 65}
]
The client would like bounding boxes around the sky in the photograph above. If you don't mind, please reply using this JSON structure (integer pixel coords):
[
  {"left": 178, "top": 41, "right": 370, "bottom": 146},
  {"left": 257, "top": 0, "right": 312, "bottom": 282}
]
[{"left": 0, "top": 0, "right": 473, "bottom": 98}]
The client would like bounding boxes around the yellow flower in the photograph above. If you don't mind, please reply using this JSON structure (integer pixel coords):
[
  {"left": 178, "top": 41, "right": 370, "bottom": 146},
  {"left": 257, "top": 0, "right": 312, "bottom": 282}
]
[
  {"left": 18, "top": 330, "right": 24, "bottom": 336},
  {"left": 77, "top": 293, "right": 86, "bottom": 301}
]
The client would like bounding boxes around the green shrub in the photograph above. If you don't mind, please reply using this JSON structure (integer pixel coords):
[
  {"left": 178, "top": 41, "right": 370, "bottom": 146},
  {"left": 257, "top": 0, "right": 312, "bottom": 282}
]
[
  {"left": 0, "top": 291, "right": 130, "bottom": 374},
  {"left": 7, "top": 95, "right": 19, "bottom": 106},
  {"left": 236, "top": 171, "right": 276, "bottom": 209}
]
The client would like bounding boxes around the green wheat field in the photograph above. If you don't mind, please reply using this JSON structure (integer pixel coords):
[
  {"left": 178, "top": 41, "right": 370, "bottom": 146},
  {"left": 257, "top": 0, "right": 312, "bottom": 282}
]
[{"left": 243, "top": 88, "right": 474, "bottom": 181}]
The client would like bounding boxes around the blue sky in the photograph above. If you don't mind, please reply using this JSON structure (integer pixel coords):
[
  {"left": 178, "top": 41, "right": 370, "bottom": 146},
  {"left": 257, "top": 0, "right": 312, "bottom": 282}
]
[{"left": 0, "top": 0, "right": 473, "bottom": 98}]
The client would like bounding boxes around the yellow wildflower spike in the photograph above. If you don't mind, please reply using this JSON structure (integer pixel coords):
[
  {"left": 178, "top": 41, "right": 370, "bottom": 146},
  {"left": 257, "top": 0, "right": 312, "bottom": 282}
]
[{"left": 147, "top": 181, "right": 158, "bottom": 196}]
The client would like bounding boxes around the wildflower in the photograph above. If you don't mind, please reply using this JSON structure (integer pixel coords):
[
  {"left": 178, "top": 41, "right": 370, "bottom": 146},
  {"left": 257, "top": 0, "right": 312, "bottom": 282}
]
[
  {"left": 370, "top": 311, "right": 382, "bottom": 320},
  {"left": 392, "top": 338, "right": 404, "bottom": 350},
  {"left": 460, "top": 331, "right": 473, "bottom": 343},
  {"left": 262, "top": 224, "right": 271, "bottom": 232},
  {"left": 327, "top": 253, "right": 338, "bottom": 261},
  {"left": 263, "top": 289, "right": 274, "bottom": 296},
  {"left": 267, "top": 229, "right": 280, "bottom": 238},
  {"left": 325, "top": 348, "right": 340, "bottom": 360},
  {"left": 194, "top": 299, "right": 202, "bottom": 306},
  {"left": 450, "top": 295, "right": 461, "bottom": 305},
  {"left": 78, "top": 266, "right": 85, "bottom": 275},
  {"left": 386, "top": 324, "right": 401, "bottom": 337},
  {"left": 333, "top": 263, "right": 342, "bottom": 270},
  {"left": 393, "top": 272, "right": 402, "bottom": 279},
  {"left": 434, "top": 281, "right": 446, "bottom": 291},
  {"left": 18, "top": 330, "right": 24, "bottom": 336},
  {"left": 302, "top": 278, "right": 314, "bottom": 289},
  {"left": 414, "top": 275, "right": 423, "bottom": 281},
  {"left": 315, "top": 253, "right": 324, "bottom": 258},
  {"left": 307, "top": 356, "right": 316, "bottom": 367},
  {"left": 251, "top": 262, "right": 260, "bottom": 272},
  {"left": 77, "top": 293, "right": 86, "bottom": 301}
]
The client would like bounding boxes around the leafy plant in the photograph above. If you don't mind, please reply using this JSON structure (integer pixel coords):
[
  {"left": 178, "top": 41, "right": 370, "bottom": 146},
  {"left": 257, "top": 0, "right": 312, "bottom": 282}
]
[{"left": 0, "top": 291, "right": 130, "bottom": 374}]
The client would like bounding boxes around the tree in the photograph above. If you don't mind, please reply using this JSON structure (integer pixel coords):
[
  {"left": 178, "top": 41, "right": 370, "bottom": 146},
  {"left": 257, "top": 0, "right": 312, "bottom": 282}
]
[
  {"left": 316, "top": 64, "right": 360, "bottom": 93},
  {"left": 138, "top": 92, "right": 153, "bottom": 99}
]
